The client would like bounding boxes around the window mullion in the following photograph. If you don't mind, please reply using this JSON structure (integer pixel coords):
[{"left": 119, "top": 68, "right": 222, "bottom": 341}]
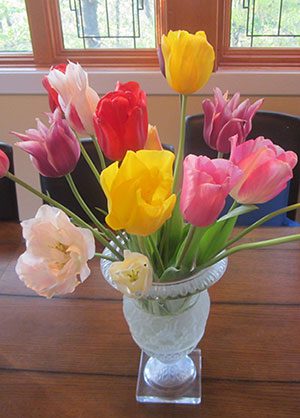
[{"left": 25, "top": 0, "right": 60, "bottom": 66}]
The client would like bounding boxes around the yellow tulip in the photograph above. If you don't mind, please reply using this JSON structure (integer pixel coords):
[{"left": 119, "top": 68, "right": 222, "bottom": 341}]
[
  {"left": 161, "top": 30, "right": 215, "bottom": 95},
  {"left": 109, "top": 250, "right": 153, "bottom": 298},
  {"left": 100, "top": 150, "right": 176, "bottom": 236}
]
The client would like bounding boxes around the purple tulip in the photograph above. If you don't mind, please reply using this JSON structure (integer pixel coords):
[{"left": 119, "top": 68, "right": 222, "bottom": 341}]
[
  {"left": 202, "top": 88, "right": 263, "bottom": 154},
  {"left": 12, "top": 109, "right": 80, "bottom": 177}
]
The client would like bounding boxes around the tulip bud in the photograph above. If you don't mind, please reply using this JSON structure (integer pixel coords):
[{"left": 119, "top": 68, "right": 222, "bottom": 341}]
[
  {"left": 0, "top": 149, "right": 9, "bottom": 178},
  {"left": 94, "top": 81, "right": 148, "bottom": 161},
  {"left": 144, "top": 125, "right": 163, "bottom": 150},
  {"left": 109, "top": 250, "right": 153, "bottom": 298},
  {"left": 161, "top": 30, "right": 215, "bottom": 94},
  {"left": 42, "top": 63, "right": 67, "bottom": 112},
  {"left": 202, "top": 88, "right": 263, "bottom": 153},
  {"left": 12, "top": 109, "right": 80, "bottom": 178}
]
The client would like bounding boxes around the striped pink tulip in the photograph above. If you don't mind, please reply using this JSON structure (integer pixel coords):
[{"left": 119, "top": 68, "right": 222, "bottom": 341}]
[{"left": 230, "top": 136, "right": 298, "bottom": 204}]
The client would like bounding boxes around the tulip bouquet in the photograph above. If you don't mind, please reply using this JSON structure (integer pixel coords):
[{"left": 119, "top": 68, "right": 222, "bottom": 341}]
[{"left": 0, "top": 30, "right": 299, "bottom": 300}]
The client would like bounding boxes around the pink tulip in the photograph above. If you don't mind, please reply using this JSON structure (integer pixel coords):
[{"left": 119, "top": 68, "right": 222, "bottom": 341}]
[
  {"left": 47, "top": 61, "right": 99, "bottom": 135},
  {"left": 0, "top": 149, "right": 9, "bottom": 177},
  {"left": 13, "top": 109, "right": 80, "bottom": 177},
  {"left": 230, "top": 135, "right": 298, "bottom": 204},
  {"left": 202, "top": 88, "right": 263, "bottom": 153},
  {"left": 180, "top": 154, "right": 242, "bottom": 227}
]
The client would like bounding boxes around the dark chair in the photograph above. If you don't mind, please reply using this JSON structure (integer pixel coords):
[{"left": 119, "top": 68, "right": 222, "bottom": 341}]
[
  {"left": 40, "top": 139, "right": 107, "bottom": 224},
  {"left": 40, "top": 140, "right": 175, "bottom": 224},
  {"left": 0, "top": 143, "right": 19, "bottom": 221},
  {"left": 184, "top": 111, "right": 300, "bottom": 225}
]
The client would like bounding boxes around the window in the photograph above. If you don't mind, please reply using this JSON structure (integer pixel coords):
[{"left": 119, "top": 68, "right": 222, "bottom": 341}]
[
  {"left": 0, "top": 0, "right": 166, "bottom": 67},
  {"left": 0, "top": 0, "right": 299, "bottom": 69}
]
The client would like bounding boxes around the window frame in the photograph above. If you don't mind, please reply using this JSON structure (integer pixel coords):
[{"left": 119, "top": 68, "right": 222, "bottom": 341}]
[
  {"left": 0, "top": 0, "right": 300, "bottom": 69},
  {"left": 218, "top": 0, "right": 300, "bottom": 68},
  {"left": 0, "top": 0, "right": 167, "bottom": 68}
]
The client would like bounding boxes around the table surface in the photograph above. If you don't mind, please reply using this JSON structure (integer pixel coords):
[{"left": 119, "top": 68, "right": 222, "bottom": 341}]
[{"left": 0, "top": 222, "right": 299, "bottom": 418}]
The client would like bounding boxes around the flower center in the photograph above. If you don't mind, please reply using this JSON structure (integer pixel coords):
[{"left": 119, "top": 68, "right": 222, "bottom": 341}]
[{"left": 127, "top": 269, "right": 139, "bottom": 283}]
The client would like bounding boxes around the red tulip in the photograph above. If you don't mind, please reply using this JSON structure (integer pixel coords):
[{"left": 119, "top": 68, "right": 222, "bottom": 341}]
[
  {"left": 13, "top": 109, "right": 80, "bottom": 178},
  {"left": 180, "top": 154, "right": 242, "bottom": 227},
  {"left": 202, "top": 88, "right": 263, "bottom": 153},
  {"left": 42, "top": 63, "right": 67, "bottom": 112},
  {"left": 0, "top": 149, "right": 9, "bottom": 177},
  {"left": 230, "top": 136, "right": 298, "bottom": 204},
  {"left": 94, "top": 81, "right": 148, "bottom": 161}
]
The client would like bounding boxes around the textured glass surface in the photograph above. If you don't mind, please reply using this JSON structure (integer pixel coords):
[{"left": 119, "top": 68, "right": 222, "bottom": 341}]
[
  {"left": 0, "top": 0, "right": 32, "bottom": 52},
  {"left": 101, "top": 250, "right": 228, "bottom": 404},
  {"left": 231, "top": 0, "right": 300, "bottom": 47},
  {"left": 59, "top": 0, "right": 156, "bottom": 49}
]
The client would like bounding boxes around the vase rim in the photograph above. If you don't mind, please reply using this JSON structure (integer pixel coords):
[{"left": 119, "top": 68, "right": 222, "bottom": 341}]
[{"left": 100, "top": 247, "right": 228, "bottom": 299}]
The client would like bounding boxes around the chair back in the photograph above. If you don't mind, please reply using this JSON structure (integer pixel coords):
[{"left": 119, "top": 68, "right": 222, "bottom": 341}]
[
  {"left": 0, "top": 142, "right": 19, "bottom": 221},
  {"left": 185, "top": 111, "right": 300, "bottom": 223}
]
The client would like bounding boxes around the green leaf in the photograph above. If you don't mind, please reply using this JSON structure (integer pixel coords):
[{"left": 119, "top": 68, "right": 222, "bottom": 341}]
[
  {"left": 159, "top": 266, "right": 190, "bottom": 283},
  {"left": 196, "top": 217, "right": 237, "bottom": 265},
  {"left": 217, "top": 204, "right": 258, "bottom": 222}
]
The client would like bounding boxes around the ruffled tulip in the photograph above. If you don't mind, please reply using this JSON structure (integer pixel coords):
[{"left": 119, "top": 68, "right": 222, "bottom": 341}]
[
  {"left": 203, "top": 88, "right": 263, "bottom": 153},
  {"left": 180, "top": 155, "right": 242, "bottom": 227},
  {"left": 47, "top": 61, "right": 99, "bottom": 135},
  {"left": 94, "top": 81, "right": 148, "bottom": 161},
  {"left": 109, "top": 250, "right": 153, "bottom": 298},
  {"left": 160, "top": 30, "right": 215, "bottom": 94},
  {"left": 0, "top": 149, "right": 9, "bottom": 177},
  {"left": 16, "top": 205, "right": 95, "bottom": 298},
  {"left": 230, "top": 136, "right": 298, "bottom": 204},
  {"left": 42, "top": 63, "right": 67, "bottom": 112},
  {"left": 13, "top": 109, "right": 80, "bottom": 177},
  {"left": 100, "top": 150, "right": 176, "bottom": 236},
  {"left": 144, "top": 124, "right": 163, "bottom": 150}
]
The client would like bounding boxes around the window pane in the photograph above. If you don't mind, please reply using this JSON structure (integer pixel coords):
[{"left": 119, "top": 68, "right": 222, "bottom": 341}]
[
  {"left": 59, "top": 0, "right": 156, "bottom": 49},
  {"left": 230, "top": 0, "right": 300, "bottom": 47},
  {"left": 0, "top": 0, "right": 32, "bottom": 53}
]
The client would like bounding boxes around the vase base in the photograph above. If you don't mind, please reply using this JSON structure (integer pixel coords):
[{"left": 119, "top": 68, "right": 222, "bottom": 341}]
[{"left": 136, "top": 349, "right": 201, "bottom": 405}]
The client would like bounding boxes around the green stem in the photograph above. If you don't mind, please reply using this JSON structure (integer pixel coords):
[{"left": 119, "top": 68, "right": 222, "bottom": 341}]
[
  {"left": 65, "top": 174, "right": 125, "bottom": 257},
  {"left": 5, "top": 172, "right": 119, "bottom": 255},
  {"left": 175, "top": 225, "right": 196, "bottom": 268},
  {"left": 147, "top": 235, "right": 165, "bottom": 273},
  {"left": 94, "top": 252, "right": 118, "bottom": 262},
  {"left": 217, "top": 152, "right": 224, "bottom": 158},
  {"left": 199, "top": 234, "right": 300, "bottom": 271},
  {"left": 173, "top": 94, "right": 188, "bottom": 192},
  {"left": 220, "top": 203, "right": 300, "bottom": 252},
  {"left": 78, "top": 139, "right": 101, "bottom": 184},
  {"left": 91, "top": 134, "right": 106, "bottom": 171}
]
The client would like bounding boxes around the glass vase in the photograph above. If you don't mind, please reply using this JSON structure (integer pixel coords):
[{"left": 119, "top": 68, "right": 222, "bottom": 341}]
[{"left": 100, "top": 253, "right": 227, "bottom": 404}]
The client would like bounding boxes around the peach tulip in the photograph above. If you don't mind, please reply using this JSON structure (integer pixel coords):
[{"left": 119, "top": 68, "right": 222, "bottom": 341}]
[
  {"left": 16, "top": 205, "right": 95, "bottom": 298},
  {"left": 180, "top": 154, "right": 242, "bottom": 227},
  {"left": 109, "top": 250, "right": 153, "bottom": 298},
  {"left": 230, "top": 136, "right": 298, "bottom": 204}
]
